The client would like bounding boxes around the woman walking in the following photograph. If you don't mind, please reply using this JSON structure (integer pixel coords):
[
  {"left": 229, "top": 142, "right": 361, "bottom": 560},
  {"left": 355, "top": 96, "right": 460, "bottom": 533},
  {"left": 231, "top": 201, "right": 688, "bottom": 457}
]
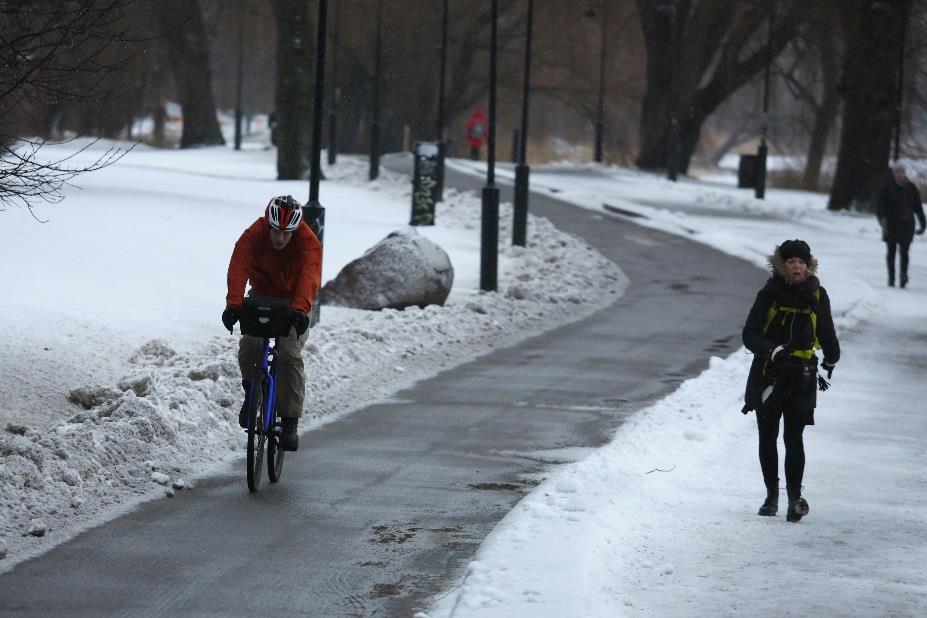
[{"left": 741, "top": 240, "right": 840, "bottom": 522}]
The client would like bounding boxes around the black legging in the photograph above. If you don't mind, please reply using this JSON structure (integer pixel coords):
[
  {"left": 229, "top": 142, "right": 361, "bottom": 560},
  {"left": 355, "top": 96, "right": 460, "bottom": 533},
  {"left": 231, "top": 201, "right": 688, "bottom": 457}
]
[
  {"left": 756, "top": 410, "right": 806, "bottom": 492},
  {"left": 886, "top": 241, "right": 911, "bottom": 279}
]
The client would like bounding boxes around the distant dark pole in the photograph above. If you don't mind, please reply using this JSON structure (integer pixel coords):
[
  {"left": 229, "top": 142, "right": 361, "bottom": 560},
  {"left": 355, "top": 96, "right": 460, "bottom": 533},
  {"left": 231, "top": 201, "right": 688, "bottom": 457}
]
[
  {"left": 755, "top": 3, "right": 773, "bottom": 200},
  {"left": 369, "top": 0, "right": 383, "bottom": 180},
  {"left": 480, "top": 0, "right": 499, "bottom": 292},
  {"left": 594, "top": 1, "right": 607, "bottom": 163},
  {"left": 893, "top": 0, "right": 908, "bottom": 162},
  {"left": 667, "top": 3, "right": 681, "bottom": 181},
  {"left": 437, "top": 0, "right": 448, "bottom": 141},
  {"left": 513, "top": 0, "right": 533, "bottom": 247},
  {"left": 435, "top": 0, "right": 449, "bottom": 201},
  {"left": 327, "top": 0, "right": 340, "bottom": 165},
  {"left": 305, "top": 0, "right": 328, "bottom": 327},
  {"left": 234, "top": 6, "right": 244, "bottom": 151}
]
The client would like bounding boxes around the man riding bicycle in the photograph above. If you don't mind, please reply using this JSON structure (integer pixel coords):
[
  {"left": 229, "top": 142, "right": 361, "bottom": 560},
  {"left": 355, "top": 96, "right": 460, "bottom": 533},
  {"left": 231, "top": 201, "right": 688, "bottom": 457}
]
[{"left": 221, "top": 195, "right": 323, "bottom": 451}]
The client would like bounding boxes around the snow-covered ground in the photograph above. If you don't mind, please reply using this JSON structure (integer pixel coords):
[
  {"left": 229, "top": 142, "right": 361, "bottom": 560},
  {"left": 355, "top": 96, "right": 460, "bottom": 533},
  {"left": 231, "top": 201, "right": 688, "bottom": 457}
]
[
  {"left": 422, "top": 160, "right": 927, "bottom": 617},
  {"left": 0, "top": 141, "right": 623, "bottom": 567},
  {"left": 3, "top": 138, "right": 925, "bottom": 617}
]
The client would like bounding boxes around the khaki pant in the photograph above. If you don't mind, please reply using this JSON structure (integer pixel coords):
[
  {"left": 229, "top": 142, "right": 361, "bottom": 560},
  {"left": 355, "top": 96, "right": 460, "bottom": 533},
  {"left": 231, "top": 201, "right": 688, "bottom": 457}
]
[{"left": 238, "top": 326, "right": 309, "bottom": 419}]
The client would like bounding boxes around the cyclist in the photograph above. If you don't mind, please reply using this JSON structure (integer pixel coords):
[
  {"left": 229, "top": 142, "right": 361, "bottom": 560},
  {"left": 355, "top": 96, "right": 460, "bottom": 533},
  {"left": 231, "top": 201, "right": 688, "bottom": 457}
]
[{"left": 221, "top": 195, "right": 323, "bottom": 451}]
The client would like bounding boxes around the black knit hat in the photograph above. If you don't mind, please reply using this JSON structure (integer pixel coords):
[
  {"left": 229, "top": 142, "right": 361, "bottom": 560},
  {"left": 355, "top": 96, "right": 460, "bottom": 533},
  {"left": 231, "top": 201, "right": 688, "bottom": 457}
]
[{"left": 779, "top": 239, "right": 812, "bottom": 263}]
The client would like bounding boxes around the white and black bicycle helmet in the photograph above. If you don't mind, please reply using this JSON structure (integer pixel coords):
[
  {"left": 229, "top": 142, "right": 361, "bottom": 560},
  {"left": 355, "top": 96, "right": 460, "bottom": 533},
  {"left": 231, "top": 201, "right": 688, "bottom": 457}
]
[{"left": 265, "top": 195, "right": 303, "bottom": 232}]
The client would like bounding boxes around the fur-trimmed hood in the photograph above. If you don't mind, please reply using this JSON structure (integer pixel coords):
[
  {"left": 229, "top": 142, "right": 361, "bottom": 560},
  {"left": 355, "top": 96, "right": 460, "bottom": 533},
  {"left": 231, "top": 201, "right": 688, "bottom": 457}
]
[{"left": 767, "top": 245, "right": 818, "bottom": 281}]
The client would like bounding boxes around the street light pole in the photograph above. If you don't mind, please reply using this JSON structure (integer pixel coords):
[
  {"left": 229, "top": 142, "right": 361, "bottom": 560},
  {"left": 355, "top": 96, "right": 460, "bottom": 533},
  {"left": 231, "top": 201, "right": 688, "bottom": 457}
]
[
  {"left": 435, "top": 0, "right": 449, "bottom": 202},
  {"left": 369, "top": 0, "right": 383, "bottom": 180},
  {"left": 306, "top": 0, "right": 328, "bottom": 327},
  {"left": 667, "top": 2, "right": 681, "bottom": 181},
  {"left": 327, "top": 0, "right": 340, "bottom": 165},
  {"left": 480, "top": 0, "right": 499, "bottom": 292},
  {"left": 755, "top": 2, "right": 774, "bottom": 200},
  {"left": 513, "top": 0, "right": 533, "bottom": 247},
  {"left": 234, "top": 5, "right": 244, "bottom": 151},
  {"left": 893, "top": 0, "right": 908, "bottom": 161},
  {"left": 594, "top": 2, "right": 607, "bottom": 163}
]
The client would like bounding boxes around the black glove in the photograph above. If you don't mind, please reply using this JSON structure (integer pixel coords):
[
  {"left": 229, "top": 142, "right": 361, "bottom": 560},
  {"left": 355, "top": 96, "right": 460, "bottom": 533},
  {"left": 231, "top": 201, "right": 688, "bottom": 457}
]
[
  {"left": 289, "top": 310, "right": 310, "bottom": 336},
  {"left": 769, "top": 345, "right": 793, "bottom": 364},
  {"left": 917, "top": 226, "right": 925, "bottom": 236},
  {"left": 221, "top": 306, "right": 240, "bottom": 334},
  {"left": 822, "top": 359, "right": 836, "bottom": 379}
]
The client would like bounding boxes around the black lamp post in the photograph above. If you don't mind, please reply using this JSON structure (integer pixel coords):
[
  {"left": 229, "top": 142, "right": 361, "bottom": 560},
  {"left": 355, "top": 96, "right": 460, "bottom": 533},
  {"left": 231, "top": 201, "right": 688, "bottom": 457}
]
[
  {"left": 512, "top": 0, "right": 533, "bottom": 247},
  {"left": 233, "top": 6, "right": 244, "bottom": 151},
  {"left": 435, "top": 0, "right": 449, "bottom": 201},
  {"left": 755, "top": 2, "right": 774, "bottom": 200},
  {"left": 584, "top": 4, "right": 607, "bottom": 163},
  {"left": 666, "top": 0, "right": 682, "bottom": 182},
  {"left": 369, "top": 0, "right": 383, "bottom": 180},
  {"left": 480, "top": 0, "right": 499, "bottom": 292},
  {"left": 305, "top": 0, "right": 328, "bottom": 327},
  {"left": 327, "top": 0, "right": 340, "bottom": 165},
  {"left": 893, "top": 0, "right": 908, "bottom": 161}
]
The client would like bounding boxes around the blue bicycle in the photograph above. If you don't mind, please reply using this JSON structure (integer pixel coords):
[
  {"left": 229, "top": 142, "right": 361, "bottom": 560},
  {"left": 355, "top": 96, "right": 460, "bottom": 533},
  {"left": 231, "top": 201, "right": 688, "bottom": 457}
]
[{"left": 239, "top": 296, "right": 291, "bottom": 492}]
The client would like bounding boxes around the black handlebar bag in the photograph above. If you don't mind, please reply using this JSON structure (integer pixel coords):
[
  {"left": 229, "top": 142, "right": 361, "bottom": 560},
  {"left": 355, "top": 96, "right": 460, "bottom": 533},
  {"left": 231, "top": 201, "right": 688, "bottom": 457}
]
[{"left": 239, "top": 295, "right": 291, "bottom": 338}]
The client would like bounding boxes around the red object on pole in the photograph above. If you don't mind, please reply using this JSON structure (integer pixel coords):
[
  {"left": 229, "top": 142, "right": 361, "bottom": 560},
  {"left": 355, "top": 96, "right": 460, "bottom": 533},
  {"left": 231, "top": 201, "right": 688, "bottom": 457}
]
[{"left": 466, "top": 107, "right": 488, "bottom": 150}]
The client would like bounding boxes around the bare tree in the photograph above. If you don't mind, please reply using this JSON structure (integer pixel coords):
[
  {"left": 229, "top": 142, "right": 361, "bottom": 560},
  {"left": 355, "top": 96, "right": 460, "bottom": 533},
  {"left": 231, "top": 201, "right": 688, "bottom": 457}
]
[
  {"left": 777, "top": 7, "right": 842, "bottom": 191},
  {"left": 153, "top": 0, "right": 225, "bottom": 148},
  {"left": 0, "top": 0, "right": 131, "bottom": 214},
  {"left": 635, "top": 0, "right": 804, "bottom": 175}
]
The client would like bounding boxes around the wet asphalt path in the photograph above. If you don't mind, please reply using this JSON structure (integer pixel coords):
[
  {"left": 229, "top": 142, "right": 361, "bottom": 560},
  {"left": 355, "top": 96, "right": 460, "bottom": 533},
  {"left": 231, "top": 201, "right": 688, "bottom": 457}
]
[{"left": 0, "top": 156, "right": 762, "bottom": 616}]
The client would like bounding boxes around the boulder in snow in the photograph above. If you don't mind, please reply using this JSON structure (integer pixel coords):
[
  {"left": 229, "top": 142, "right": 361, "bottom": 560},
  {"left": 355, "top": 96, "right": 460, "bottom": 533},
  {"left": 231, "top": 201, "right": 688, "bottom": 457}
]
[{"left": 320, "top": 228, "right": 453, "bottom": 310}]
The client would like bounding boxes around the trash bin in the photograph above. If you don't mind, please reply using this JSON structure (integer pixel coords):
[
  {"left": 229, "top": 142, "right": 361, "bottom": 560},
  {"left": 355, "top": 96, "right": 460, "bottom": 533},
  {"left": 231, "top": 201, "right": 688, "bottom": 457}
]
[{"left": 738, "top": 154, "right": 759, "bottom": 189}]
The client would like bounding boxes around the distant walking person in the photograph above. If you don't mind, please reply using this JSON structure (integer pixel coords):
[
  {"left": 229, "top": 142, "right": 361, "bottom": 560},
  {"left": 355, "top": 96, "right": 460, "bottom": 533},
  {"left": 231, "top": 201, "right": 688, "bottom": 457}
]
[
  {"left": 876, "top": 163, "right": 925, "bottom": 288},
  {"left": 741, "top": 240, "right": 840, "bottom": 523}
]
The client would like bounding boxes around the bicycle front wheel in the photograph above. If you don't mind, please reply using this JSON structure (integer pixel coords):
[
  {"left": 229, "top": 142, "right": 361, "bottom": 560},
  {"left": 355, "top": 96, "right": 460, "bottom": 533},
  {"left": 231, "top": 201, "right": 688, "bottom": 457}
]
[
  {"left": 246, "top": 377, "right": 268, "bottom": 492},
  {"left": 267, "top": 416, "right": 284, "bottom": 483}
]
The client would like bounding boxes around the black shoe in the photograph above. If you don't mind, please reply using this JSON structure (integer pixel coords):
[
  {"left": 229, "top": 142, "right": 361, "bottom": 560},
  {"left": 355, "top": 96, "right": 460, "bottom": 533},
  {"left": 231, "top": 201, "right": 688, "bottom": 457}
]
[
  {"left": 280, "top": 418, "right": 299, "bottom": 451},
  {"left": 900, "top": 274, "right": 908, "bottom": 288},
  {"left": 786, "top": 496, "right": 809, "bottom": 522},
  {"left": 758, "top": 487, "right": 779, "bottom": 516},
  {"left": 888, "top": 277, "right": 895, "bottom": 287}
]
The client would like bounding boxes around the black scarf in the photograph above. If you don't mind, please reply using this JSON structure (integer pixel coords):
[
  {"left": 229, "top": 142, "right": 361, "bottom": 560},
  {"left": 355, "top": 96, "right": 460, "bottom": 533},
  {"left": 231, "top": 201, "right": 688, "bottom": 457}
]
[{"left": 761, "top": 274, "right": 821, "bottom": 310}]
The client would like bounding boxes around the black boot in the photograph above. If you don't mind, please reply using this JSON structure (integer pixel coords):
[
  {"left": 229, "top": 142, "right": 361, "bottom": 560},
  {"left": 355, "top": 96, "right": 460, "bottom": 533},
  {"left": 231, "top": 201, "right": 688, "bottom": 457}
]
[
  {"left": 888, "top": 275, "right": 895, "bottom": 287},
  {"left": 900, "top": 273, "right": 908, "bottom": 289},
  {"left": 238, "top": 380, "right": 250, "bottom": 428},
  {"left": 786, "top": 486, "right": 809, "bottom": 523},
  {"left": 758, "top": 483, "right": 779, "bottom": 516},
  {"left": 280, "top": 417, "right": 299, "bottom": 451}
]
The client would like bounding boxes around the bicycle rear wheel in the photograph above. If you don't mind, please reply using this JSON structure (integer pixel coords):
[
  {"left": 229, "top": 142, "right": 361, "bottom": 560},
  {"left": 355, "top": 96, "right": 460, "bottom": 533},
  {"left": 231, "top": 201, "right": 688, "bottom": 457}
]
[
  {"left": 246, "top": 377, "right": 268, "bottom": 492},
  {"left": 267, "top": 415, "right": 284, "bottom": 483}
]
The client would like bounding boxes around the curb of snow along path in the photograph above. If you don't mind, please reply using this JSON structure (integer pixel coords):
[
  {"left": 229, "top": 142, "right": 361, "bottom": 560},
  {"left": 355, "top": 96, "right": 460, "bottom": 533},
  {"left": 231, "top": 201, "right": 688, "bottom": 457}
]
[{"left": 0, "top": 157, "right": 626, "bottom": 570}]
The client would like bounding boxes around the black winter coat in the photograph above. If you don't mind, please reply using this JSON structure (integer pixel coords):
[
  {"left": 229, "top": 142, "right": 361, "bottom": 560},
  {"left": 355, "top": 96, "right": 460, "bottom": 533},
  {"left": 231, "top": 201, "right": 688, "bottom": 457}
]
[
  {"left": 742, "top": 274, "right": 840, "bottom": 413},
  {"left": 877, "top": 179, "right": 925, "bottom": 244}
]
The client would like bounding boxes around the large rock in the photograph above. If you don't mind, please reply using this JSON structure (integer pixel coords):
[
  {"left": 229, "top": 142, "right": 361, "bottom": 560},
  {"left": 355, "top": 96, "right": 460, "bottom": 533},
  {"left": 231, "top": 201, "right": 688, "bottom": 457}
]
[{"left": 321, "top": 228, "right": 454, "bottom": 310}]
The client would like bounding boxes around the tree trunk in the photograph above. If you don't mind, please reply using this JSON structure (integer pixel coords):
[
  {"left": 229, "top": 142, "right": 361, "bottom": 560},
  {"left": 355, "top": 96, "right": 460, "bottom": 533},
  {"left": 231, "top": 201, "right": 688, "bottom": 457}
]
[
  {"left": 635, "top": 1, "right": 681, "bottom": 170},
  {"left": 828, "top": 2, "right": 903, "bottom": 211},
  {"left": 272, "top": 0, "right": 314, "bottom": 180},
  {"left": 156, "top": 0, "right": 225, "bottom": 148},
  {"left": 801, "top": 30, "right": 840, "bottom": 192}
]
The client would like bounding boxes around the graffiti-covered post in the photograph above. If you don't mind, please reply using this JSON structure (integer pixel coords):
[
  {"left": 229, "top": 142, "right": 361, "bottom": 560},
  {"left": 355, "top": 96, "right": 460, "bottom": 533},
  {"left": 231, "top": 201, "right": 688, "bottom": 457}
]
[{"left": 411, "top": 141, "right": 440, "bottom": 226}]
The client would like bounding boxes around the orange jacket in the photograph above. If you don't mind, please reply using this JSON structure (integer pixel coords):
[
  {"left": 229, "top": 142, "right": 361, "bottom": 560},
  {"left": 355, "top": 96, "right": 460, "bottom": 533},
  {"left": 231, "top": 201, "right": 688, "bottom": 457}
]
[{"left": 226, "top": 217, "right": 323, "bottom": 314}]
